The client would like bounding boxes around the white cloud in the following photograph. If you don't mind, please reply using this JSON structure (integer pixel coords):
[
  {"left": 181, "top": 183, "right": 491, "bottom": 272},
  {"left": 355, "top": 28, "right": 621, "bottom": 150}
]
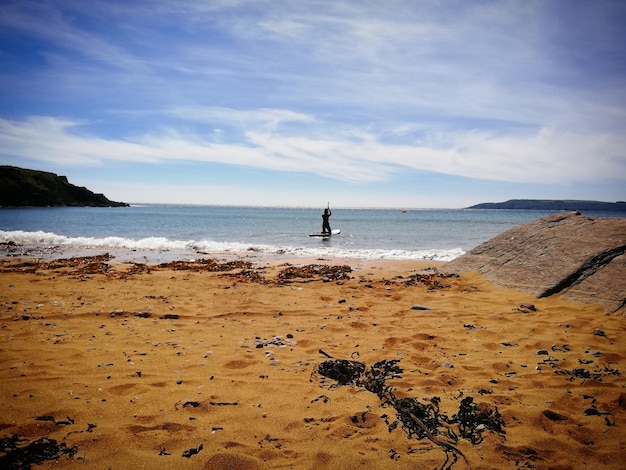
[
  {"left": 3, "top": 0, "right": 623, "bottom": 134},
  {"left": 1, "top": 0, "right": 624, "bottom": 206},
  {"left": 1, "top": 115, "right": 624, "bottom": 186},
  {"left": 155, "top": 107, "right": 316, "bottom": 132}
]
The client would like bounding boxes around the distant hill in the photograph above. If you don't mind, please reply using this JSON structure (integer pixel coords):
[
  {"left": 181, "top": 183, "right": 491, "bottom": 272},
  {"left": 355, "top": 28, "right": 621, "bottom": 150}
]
[
  {"left": 0, "top": 166, "right": 129, "bottom": 207},
  {"left": 468, "top": 199, "right": 626, "bottom": 212}
]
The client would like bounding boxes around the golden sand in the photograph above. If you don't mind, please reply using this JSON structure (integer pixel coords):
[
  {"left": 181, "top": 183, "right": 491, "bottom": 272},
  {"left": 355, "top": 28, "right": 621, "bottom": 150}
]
[{"left": 1, "top": 255, "right": 624, "bottom": 469}]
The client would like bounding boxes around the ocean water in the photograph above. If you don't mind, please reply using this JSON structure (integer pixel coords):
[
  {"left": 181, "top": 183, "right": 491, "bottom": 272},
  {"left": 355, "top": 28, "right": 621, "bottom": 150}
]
[{"left": 0, "top": 205, "right": 622, "bottom": 262}]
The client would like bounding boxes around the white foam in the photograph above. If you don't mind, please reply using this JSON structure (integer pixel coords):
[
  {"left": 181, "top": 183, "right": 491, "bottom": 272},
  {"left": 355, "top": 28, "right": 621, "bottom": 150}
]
[{"left": 0, "top": 230, "right": 465, "bottom": 261}]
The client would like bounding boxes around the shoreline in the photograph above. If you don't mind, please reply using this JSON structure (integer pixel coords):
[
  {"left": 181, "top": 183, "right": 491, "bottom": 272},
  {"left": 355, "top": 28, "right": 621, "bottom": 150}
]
[
  {"left": 1, "top": 253, "right": 624, "bottom": 469},
  {"left": 0, "top": 241, "right": 451, "bottom": 268}
]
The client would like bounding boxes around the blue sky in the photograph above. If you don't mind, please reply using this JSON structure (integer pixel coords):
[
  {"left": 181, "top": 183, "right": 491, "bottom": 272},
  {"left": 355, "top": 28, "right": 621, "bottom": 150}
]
[{"left": 1, "top": 0, "right": 625, "bottom": 208}]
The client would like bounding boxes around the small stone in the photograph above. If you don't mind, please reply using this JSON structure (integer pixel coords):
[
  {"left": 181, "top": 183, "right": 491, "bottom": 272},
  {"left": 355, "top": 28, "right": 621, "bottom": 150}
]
[{"left": 543, "top": 409, "right": 568, "bottom": 421}]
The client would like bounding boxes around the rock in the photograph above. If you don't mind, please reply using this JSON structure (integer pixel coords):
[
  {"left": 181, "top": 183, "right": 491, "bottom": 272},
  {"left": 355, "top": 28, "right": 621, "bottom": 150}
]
[
  {"left": 444, "top": 213, "right": 626, "bottom": 313},
  {"left": 411, "top": 304, "right": 433, "bottom": 311},
  {"left": 543, "top": 409, "right": 568, "bottom": 421},
  {"left": 0, "top": 165, "right": 129, "bottom": 207}
]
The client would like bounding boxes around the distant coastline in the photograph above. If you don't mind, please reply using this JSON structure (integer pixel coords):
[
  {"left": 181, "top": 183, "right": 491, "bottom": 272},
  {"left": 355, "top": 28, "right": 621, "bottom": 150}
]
[
  {"left": 467, "top": 199, "right": 626, "bottom": 212},
  {"left": 0, "top": 166, "right": 129, "bottom": 208}
]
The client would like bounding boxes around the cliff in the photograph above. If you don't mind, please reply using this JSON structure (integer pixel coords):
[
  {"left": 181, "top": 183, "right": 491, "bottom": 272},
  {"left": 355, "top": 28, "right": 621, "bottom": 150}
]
[
  {"left": 468, "top": 199, "right": 626, "bottom": 211},
  {"left": 444, "top": 212, "right": 626, "bottom": 313},
  {"left": 0, "top": 166, "right": 129, "bottom": 207}
]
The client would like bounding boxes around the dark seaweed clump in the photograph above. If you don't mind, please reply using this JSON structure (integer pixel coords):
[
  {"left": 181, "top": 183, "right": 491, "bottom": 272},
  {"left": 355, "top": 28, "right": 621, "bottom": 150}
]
[
  {"left": 0, "top": 435, "right": 77, "bottom": 470},
  {"left": 317, "top": 359, "right": 366, "bottom": 385},
  {"left": 277, "top": 264, "right": 352, "bottom": 282},
  {"left": 314, "top": 358, "right": 506, "bottom": 470}
]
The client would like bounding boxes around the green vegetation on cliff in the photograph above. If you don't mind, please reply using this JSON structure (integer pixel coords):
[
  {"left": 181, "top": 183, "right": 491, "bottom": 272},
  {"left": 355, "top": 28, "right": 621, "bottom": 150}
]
[{"left": 0, "top": 166, "right": 129, "bottom": 207}]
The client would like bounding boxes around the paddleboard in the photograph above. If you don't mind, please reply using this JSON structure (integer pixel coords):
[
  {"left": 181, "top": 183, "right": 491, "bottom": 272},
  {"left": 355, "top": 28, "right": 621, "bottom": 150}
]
[{"left": 309, "top": 229, "right": 341, "bottom": 237}]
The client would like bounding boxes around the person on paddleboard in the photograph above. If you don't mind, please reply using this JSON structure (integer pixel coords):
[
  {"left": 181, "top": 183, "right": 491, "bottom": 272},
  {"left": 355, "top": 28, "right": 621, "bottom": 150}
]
[{"left": 321, "top": 205, "right": 332, "bottom": 234}]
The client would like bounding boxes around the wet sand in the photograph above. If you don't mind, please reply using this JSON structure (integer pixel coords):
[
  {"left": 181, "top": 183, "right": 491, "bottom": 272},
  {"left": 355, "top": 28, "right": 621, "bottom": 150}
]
[{"left": 1, "top": 254, "right": 624, "bottom": 469}]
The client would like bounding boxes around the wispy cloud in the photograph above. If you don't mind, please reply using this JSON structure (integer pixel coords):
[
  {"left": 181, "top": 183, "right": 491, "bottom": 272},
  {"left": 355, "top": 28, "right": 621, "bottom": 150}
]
[
  {"left": 0, "top": 0, "right": 624, "bottom": 205},
  {"left": 2, "top": 115, "right": 623, "bottom": 186},
  {"left": 0, "top": 1, "right": 146, "bottom": 71}
]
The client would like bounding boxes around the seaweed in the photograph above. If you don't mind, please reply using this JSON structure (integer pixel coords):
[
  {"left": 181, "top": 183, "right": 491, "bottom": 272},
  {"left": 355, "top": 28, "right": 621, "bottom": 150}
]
[
  {"left": 363, "top": 359, "right": 403, "bottom": 399},
  {"left": 402, "top": 272, "right": 457, "bottom": 289},
  {"left": 554, "top": 364, "right": 621, "bottom": 382},
  {"left": 314, "top": 358, "right": 506, "bottom": 469},
  {"left": 452, "top": 397, "right": 504, "bottom": 445},
  {"left": 220, "top": 268, "right": 268, "bottom": 283},
  {"left": 277, "top": 264, "right": 352, "bottom": 282},
  {"left": 317, "top": 359, "right": 365, "bottom": 386},
  {"left": 382, "top": 272, "right": 458, "bottom": 290},
  {"left": 181, "top": 443, "right": 203, "bottom": 458},
  {"left": 0, "top": 436, "right": 77, "bottom": 470},
  {"left": 159, "top": 259, "right": 252, "bottom": 272}
]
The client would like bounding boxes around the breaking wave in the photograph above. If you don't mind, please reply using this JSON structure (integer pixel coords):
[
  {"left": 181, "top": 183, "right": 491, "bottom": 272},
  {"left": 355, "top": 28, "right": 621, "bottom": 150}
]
[{"left": 0, "top": 230, "right": 464, "bottom": 262}]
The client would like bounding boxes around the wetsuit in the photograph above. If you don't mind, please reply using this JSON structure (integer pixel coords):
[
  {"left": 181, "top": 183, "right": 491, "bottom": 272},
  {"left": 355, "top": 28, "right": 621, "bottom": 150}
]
[{"left": 322, "top": 209, "right": 332, "bottom": 234}]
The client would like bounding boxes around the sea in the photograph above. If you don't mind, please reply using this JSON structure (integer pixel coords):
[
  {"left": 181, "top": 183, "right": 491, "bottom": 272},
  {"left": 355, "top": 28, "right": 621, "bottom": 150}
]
[{"left": 0, "top": 205, "right": 623, "bottom": 263}]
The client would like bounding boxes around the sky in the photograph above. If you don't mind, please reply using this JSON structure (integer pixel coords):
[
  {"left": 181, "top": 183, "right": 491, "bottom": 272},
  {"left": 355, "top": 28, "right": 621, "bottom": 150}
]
[{"left": 1, "top": 0, "right": 625, "bottom": 208}]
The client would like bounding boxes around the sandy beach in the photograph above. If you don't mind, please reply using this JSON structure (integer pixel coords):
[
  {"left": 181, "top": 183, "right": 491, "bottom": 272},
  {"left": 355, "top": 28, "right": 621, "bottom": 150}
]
[{"left": 1, "top": 254, "right": 624, "bottom": 469}]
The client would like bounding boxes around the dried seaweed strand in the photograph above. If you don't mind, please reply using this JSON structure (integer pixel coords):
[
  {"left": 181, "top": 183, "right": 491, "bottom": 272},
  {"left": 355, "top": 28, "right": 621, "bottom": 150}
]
[
  {"left": 315, "top": 358, "right": 504, "bottom": 469},
  {"left": 408, "top": 412, "right": 469, "bottom": 469}
]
